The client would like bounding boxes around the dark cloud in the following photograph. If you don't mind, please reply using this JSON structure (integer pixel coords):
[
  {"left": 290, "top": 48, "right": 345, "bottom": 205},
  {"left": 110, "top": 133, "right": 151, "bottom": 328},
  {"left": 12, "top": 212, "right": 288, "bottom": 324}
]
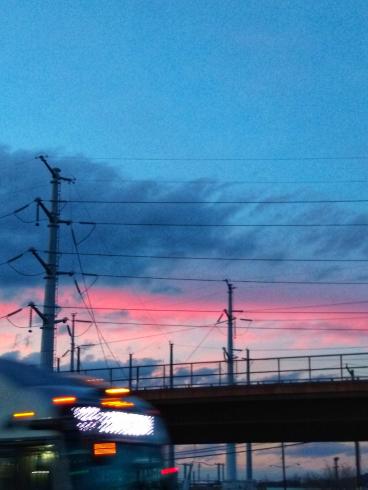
[{"left": 1, "top": 146, "right": 367, "bottom": 305}]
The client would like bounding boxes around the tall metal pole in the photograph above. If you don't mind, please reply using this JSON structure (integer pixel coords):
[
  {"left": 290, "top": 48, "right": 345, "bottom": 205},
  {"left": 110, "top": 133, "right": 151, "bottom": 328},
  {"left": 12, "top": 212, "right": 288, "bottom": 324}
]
[
  {"left": 355, "top": 441, "right": 361, "bottom": 489},
  {"left": 34, "top": 156, "right": 73, "bottom": 371},
  {"left": 227, "top": 281, "right": 235, "bottom": 385},
  {"left": 245, "top": 348, "right": 253, "bottom": 483},
  {"left": 168, "top": 342, "right": 176, "bottom": 474},
  {"left": 226, "top": 280, "right": 237, "bottom": 481},
  {"left": 169, "top": 341, "right": 174, "bottom": 389},
  {"left": 128, "top": 353, "right": 133, "bottom": 390},
  {"left": 281, "top": 442, "right": 287, "bottom": 490},
  {"left": 246, "top": 442, "right": 253, "bottom": 482},
  {"left": 40, "top": 166, "right": 61, "bottom": 371},
  {"left": 70, "top": 313, "right": 76, "bottom": 372},
  {"left": 76, "top": 346, "right": 81, "bottom": 372},
  {"left": 334, "top": 456, "right": 339, "bottom": 482}
]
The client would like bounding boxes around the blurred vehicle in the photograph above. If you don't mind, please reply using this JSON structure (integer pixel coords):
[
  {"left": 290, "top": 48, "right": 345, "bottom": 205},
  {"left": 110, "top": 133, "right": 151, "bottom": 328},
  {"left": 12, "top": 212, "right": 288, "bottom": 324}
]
[{"left": 0, "top": 358, "right": 174, "bottom": 489}]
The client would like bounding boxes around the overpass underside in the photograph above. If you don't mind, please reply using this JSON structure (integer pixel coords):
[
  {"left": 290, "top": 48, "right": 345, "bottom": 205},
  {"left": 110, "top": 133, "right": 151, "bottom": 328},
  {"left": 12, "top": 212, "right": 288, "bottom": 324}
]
[{"left": 135, "top": 380, "right": 368, "bottom": 443}]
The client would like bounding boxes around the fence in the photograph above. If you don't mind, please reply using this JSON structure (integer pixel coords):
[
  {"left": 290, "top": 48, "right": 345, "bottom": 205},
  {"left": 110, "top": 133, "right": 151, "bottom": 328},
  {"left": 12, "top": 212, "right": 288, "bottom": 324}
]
[{"left": 62, "top": 351, "right": 368, "bottom": 390}]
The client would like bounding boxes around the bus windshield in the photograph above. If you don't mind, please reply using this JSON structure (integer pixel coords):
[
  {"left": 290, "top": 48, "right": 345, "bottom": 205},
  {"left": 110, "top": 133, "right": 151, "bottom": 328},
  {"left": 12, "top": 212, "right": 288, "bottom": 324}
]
[
  {"left": 0, "top": 440, "right": 167, "bottom": 490},
  {"left": 66, "top": 440, "right": 165, "bottom": 490}
]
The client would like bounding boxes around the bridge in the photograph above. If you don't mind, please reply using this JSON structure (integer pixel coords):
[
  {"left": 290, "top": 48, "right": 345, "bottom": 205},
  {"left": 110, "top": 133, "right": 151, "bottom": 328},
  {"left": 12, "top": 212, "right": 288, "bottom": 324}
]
[{"left": 72, "top": 351, "right": 368, "bottom": 443}]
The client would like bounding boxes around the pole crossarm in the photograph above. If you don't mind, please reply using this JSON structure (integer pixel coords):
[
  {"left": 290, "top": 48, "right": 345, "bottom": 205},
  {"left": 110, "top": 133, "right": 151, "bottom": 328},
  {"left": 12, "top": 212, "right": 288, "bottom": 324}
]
[
  {"left": 36, "top": 155, "right": 75, "bottom": 183},
  {"left": 35, "top": 198, "right": 72, "bottom": 225},
  {"left": 29, "top": 248, "right": 52, "bottom": 275},
  {"left": 28, "top": 302, "right": 47, "bottom": 322}
]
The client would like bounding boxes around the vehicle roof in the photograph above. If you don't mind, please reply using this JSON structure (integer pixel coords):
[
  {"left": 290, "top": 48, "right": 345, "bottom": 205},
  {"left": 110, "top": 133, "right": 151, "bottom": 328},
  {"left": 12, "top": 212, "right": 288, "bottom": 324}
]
[{"left": 0, "top": 358, "right": 95, "bottom": 388}]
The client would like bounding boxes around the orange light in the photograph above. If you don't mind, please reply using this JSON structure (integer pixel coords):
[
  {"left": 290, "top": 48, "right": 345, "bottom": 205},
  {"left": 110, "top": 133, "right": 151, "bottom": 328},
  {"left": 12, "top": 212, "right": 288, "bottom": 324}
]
[
  {"left": 52, "top": 396, "right": 77, "bottom": 405},
  {"left": 93, "top": 442, "right": 117, "bottom": 456},
  {"left": 13, "top": 411, "right": 36, "bottom": 418},
  {"left": 101, "top": 399, "right": 135, "bottom": 408},
  {"left": 105, "top": 387, "right": 130, "bottom": 396}
]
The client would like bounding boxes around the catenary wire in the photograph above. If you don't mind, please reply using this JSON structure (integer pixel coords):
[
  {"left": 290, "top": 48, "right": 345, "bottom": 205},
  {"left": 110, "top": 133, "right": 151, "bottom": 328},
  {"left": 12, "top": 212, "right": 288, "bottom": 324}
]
[
  {"left": 38, "top": 249, "right": 368, "bottom": 263},
  {"left": 58, "top": 198, "right": 368, "bottom": 205},
  {"left": 78, "top": 272, "right": 368, "bottom": 285},
  {"left": 71, "top": 226, "right": 114, "bottom": 366},
  {"left": 73, "top": 319, "right": 368, "bottom": 328},
  {"left": 77, "top": 220, "right": 368, "bottom": 228},
  {"left": 40, "top": 304, "right": 368, "bottom": 315},
  {"left": 57, "top": 155, "right": 368, "bottom": 161},
  {"left": 76, "top": 178, "right": 368, "bottom": 185}
]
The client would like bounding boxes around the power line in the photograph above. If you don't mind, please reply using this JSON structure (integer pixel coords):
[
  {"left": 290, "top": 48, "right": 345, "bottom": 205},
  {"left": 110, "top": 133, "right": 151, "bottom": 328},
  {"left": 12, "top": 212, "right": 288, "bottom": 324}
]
[
  {"left": 78, "top": 327, "right": 198, "bottom": 345},
  {"left": 175, "top": 442, "right": 306, "bottom": 461},
  {"left": 41, "top": 303, "right": 368, "bottom": 315},
  {"left": 59, "top": 198, "right": 368, "bottom": 205},
  {"left": 77, "top": 178, "right": 368, "bottom": 185},
  {"left": 73, "top": 319, "right": 368, "bottom": 329},
  {"left": 38, "top": 249, "right": 368, "bottom": 263},
  {"left": 0, "top": 202, "right": 33, "bottom": 220},
  {"left": 247, "top": 299, "right": 368, "bottom": 311},
  {"left": 246, "top": 325, "right": 368, "bottom": 332},
  {"left": 77, "top": 220, "right": 368, "bottom": 228},
  {"left": 59, "top": 155, "right": 368, "bottom": 161},
  {"left": 47, "top": 305, "right": 222, "bottom": 313},
  {"left": 71, "top": 225, "right": 121, "bottom": 367},
  {"left": 79, "top": 271, "right": 368, "bottom": 285},
  {"left": 0, "top": 308, "right": 23, "bottom": 321}
]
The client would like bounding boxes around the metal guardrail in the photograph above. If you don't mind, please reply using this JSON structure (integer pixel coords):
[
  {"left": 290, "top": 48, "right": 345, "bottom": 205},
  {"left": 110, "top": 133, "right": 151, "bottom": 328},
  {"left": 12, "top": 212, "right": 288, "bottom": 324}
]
[{"left": 63, "top": 351, "right": 368, "bottom": 390}]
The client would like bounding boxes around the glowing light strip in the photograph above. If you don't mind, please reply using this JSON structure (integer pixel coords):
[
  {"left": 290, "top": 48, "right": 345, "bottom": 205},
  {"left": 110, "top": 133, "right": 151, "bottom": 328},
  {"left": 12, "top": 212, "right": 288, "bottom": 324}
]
[
  {"left": 161, "top": 467, "right": 179, "bottom": 475},
  {"left": 53, "top": 396, "right": 77, "bottom": 405},
  {"left": 105, "top": 387, "right": 130, "bottom": 395},
  {"left": 101, "top": 400, "right": 135, "bottom": 408},
  {"left": 93, "top": 442, "right": 117, "bottom": 456},
  {"left": 71, "top": 406, "right": 154, "bottom": 437},
  {"left": 13, "top": 411, "right": 36, "bottom": 418}
]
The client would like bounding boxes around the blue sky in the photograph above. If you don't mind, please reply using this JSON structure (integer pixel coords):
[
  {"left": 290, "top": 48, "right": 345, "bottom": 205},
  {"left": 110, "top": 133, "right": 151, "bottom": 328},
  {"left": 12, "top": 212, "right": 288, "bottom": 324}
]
[{"left": 1, "top": 0, "right": 367, "bottom": 175}]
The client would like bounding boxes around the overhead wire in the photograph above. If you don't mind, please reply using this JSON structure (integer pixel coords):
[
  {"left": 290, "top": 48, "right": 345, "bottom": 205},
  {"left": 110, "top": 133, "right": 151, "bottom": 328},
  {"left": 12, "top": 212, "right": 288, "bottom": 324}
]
[
  {"left": 78, "top": 271, "right": 368, "bottom": 285},
  {"left": 70, "top": 225, "right": 114, "bottom": 367},
  {"left": 0, "top": 202, "right": 33, "bottom": 220},
  {"left": 76, "top": 220, "right": 368, "bottom": 228},
  {"left": 72, "top": 318, "right": 368, "bottom": 329},
  {"left": 59, "top": 198, "right": 368, "bottom": 205},
  {"left": 76, "top": 178, "right": 368, "bottom": 185},
  {"left": 184, "top": 325, "right": 218, "bottom": 362},
  {"left": 58, "top": 155, "right": 368, "bottom": 161},
  {"left": 175, "top": 442, "right": 306, "bottom": 460},
  {"left": 38, "top": 249, "right": 368, "bottom": 263},
  {"left": 39, "top": 303, "right": 368, "bottom": 315}
]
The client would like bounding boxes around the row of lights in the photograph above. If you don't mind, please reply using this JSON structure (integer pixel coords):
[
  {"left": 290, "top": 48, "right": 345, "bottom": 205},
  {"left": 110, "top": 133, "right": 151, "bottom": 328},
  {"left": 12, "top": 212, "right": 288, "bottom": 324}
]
[{"left": 12, "top": 386, "right": 133, "bottom": 419}]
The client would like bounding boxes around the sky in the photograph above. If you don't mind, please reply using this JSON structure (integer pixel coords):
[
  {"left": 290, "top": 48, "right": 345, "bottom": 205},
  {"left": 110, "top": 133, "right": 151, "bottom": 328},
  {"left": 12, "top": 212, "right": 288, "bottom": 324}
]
[{"left": 1, "top": 0, "right": 368, "bottom": 479}]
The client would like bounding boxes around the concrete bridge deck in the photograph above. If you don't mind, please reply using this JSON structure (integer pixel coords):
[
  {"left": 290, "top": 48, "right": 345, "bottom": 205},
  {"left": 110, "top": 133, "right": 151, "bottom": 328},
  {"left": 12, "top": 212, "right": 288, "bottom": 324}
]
[{"left": 134, "top": 380, "right": 368, "bottom": 443}]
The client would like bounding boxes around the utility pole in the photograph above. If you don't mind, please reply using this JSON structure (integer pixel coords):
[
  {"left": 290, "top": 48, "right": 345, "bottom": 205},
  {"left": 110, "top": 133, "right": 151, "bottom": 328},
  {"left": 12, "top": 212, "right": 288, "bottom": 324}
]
[
  {"left": 226, "top": 280, "right": 235, "bottom": 385},
  {"left": 355, "top": 441, "right": 362, "bottom": 489},
  {"left": 334, "top": 456, "right": 339, "bottom": 482},
  {"left": 32, "top": 156, "right": 73, "bottom": 371},
  {"left": 346, "top": 367, "right": 362, "bottom": 488},
  {"left": 245, "top": 348, "right": 253, "bottom": 484},
  {"left": 168, "top": 342, "right": 176, "bottom": 477},
  {"left": 128, "top": 353, "right": 133, "bottom": 390},
  {"left": 281, "top": 442, "right": 287, "bottom": 490},
  {"left": 169, "top": 341, "right": 174, "bottom": 389},
  {"left": 225, "top": 280, "right": 237, "bottom": 481},
  {"left": 76, "top": 346, "right": 81, "bottom": 372},
  {"left": 66, "top": 313, "right": 76, "bottom": 371}
]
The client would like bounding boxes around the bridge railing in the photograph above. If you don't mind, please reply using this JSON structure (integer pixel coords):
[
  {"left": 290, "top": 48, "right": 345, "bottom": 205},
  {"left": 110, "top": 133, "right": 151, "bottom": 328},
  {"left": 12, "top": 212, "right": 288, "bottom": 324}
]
[{"left": 69, "top": 351, "right": 368, "bottom": 389}]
